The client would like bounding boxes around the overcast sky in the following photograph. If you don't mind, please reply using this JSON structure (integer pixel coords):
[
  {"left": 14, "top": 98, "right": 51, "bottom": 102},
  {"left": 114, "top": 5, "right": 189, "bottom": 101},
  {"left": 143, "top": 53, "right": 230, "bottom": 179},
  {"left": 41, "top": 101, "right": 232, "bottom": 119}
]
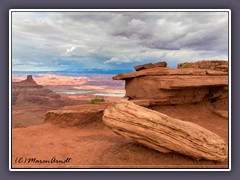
[{"left": 12, "top": 11, "right": 229, "bottom": 72}]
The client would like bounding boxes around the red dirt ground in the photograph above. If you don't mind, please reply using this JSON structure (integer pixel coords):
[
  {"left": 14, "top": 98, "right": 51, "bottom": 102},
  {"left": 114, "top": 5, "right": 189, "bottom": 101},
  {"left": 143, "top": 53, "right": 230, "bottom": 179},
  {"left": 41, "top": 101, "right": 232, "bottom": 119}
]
[{"left": 12, "top": 99, "right": 229, "bottom": 169}]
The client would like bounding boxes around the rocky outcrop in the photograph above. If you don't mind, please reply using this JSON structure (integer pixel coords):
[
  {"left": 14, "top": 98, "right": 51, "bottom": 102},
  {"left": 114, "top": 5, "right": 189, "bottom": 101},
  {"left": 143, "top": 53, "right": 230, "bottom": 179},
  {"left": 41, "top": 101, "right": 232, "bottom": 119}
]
[
  {"left": 45, "top": 103, "right": 111, "bottom": 127},
  {"left": 113, "top": 63, "right": 228, "bottom": 106},
  {"left": 12, "top": 75, "right": 41, "bottom": 88},
  {"left": 12, "top": 75, "right": 63, "bottom": 107},
  {"left": 19, "top": 75, "right": 39, "bottom": 86},
  {"left": 178, "top": 60, "right": 228, "bottom": 72},
  {"left": 103, "top": 100, "right": 228, "bottom": 161},
  {"left": 134, "top": 61, "right": 167, "bottom": 71}
]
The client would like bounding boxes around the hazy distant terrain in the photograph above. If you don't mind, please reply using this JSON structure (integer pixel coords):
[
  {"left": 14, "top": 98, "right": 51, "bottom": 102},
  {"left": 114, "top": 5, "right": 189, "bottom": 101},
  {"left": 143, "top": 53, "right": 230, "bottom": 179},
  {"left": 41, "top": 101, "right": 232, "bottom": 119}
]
[
  {"left": 12, "top": 73, "right": 125, "bottom": 127},
  {"left": 12, "top": 72, "right": 125, "bottom": 98}
]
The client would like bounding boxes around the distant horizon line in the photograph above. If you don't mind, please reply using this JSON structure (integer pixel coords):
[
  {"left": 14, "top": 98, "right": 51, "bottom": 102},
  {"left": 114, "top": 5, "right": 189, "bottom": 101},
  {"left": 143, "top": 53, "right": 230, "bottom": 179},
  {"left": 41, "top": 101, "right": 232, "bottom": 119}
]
[{"left": 12, "top": 69, "right": 134, "bottom": 75}]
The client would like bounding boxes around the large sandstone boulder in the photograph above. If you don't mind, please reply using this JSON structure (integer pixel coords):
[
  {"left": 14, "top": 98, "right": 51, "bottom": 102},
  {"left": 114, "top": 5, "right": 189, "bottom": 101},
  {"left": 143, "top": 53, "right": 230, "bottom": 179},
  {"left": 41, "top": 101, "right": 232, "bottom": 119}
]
[{"left": 103, "top": 100, "right": 228, "bottom": 161}]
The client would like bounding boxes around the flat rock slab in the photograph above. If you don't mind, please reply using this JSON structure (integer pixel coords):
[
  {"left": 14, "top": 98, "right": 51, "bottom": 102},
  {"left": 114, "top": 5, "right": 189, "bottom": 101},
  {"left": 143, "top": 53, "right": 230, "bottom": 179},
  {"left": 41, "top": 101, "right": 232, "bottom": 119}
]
[
  {"left": 103, "top": 100, "right": 228, "bottom": 161},
  {"left": 45, "top": 103, "right": 111, "bottom": 127},
  {"left": 134, "top": 62, "right": 167, "bottom": 71},
  {"left": 113, "top": 67, "right": 228, "bottom": 80},
  {"left": 141, "top": 76, "right": 228, "bottom": 89}
]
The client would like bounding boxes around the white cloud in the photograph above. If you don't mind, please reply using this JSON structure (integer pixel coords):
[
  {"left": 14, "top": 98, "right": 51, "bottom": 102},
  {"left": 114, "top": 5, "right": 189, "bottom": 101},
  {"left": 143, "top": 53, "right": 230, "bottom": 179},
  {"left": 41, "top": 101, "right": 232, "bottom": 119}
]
[{"left": 66, "top": 47, "right": 76, "bottom": 53}]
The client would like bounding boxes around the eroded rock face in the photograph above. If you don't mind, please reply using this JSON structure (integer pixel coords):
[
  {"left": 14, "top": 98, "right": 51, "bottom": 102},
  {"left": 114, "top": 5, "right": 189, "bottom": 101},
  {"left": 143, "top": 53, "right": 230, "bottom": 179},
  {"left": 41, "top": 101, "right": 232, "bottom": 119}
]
[
  {"left": 45, "top": 103, "right": 111, "bottom": 127},
  {"left": 13, "top": 75, "right": 40, "bottom": 87},
  {"left": 178, "top": 60, "right": 228, "bottom": 72},
  {"left": 113, "top": 64, "right": 228, "bottom": 106},
  {"left": 103, "top": 100, "right": 228, "bottom": 161}
]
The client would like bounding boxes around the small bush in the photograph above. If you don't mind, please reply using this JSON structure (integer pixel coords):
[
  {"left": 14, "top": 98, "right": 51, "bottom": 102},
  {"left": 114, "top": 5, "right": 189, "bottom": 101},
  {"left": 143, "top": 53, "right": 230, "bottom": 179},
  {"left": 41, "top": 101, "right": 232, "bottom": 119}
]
[
  {"left": 181, "top": 62, "right": 190, "bottom": 68},
  {"left": 90, "top": 96, "right": 105, "bottom": 104}
]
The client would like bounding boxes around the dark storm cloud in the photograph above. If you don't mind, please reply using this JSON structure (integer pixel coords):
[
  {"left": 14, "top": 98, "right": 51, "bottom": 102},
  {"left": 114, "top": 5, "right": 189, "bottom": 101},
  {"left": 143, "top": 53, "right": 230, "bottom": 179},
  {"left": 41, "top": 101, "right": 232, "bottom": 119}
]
[{"left": 102, "top": 12, "right": 228, "bottom": 51}]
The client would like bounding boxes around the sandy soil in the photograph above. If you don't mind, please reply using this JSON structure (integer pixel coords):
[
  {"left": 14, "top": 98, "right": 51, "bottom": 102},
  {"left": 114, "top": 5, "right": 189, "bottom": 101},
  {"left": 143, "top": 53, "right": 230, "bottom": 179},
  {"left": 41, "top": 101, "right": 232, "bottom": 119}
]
[{"left": 12, "top": 100, "right": 229, "bottom": 169}]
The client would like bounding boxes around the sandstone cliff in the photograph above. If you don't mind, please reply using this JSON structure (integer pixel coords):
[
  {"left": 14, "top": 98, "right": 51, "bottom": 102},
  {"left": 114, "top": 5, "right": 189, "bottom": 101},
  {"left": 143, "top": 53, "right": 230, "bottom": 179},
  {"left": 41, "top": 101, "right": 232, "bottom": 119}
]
[{"left": 113, "top": 61, "right": 228, "bottom": 106}]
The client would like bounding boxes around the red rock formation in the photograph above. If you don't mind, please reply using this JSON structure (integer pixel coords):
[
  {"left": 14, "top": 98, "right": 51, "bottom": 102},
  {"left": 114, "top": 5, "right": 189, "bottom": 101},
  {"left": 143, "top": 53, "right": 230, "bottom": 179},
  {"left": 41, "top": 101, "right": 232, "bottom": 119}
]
[
  {"left": 213, "top": 110, "right": 228, "bottom": 119},
  {"left": 134, "top": 61, "right": 167, "bottom": 71},
  {"left": 103, "top": 100, "right": 228, "bottom": 161},
  {"left": 113, "top": 62, "right": 228, "bottom": 106},
  {"left": 45, "top": 102, "right": 111, "bottom": 127},
  {"left": 178, "top": 60, "right": 228, "bottom": 72},
  {"left": 12, "top": 75, "right": 63, "bottom": 107},
  {"left": 12, "top": 75, "right": 41, "bottom": 87}
]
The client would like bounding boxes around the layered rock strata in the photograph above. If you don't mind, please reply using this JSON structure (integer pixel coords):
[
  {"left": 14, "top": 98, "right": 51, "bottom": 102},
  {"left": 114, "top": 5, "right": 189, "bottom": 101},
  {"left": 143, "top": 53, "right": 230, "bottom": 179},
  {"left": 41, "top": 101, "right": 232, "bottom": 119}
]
[
  {"left": 45, "top": 103, "right": 111, "bottom": 127},
  {"left": 113, "top": 65, "right": 228, "bottom": 106},
  {"left": 134, "top": 61, "right": 167, "bottom": 71},
  {"left": 103, "top": 100, "right": 228, "bottom": 161},
  {"left": 178, "top": 60, "right": 228, "bottom": 72}
]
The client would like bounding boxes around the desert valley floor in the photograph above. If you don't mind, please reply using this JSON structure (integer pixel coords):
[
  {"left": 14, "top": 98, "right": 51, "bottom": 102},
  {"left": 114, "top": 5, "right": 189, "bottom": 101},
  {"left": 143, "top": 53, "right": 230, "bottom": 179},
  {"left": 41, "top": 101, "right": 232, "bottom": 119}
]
[{"left": 12, "top": 99, "right": 228, "bottom": 168}]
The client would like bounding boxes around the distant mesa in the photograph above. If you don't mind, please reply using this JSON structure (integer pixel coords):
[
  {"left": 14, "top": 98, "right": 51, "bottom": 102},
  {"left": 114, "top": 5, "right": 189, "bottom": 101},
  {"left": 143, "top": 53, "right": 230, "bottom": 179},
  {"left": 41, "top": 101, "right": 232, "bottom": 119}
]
[
  {"left": 26, "top": 75, "right": 33, "bottom": 81},
  {"left": 12, "top": 75, "right": 63, "bottom": 107},
  {"left": 12, "top": 75, "right": 41, "bottom": 87}
]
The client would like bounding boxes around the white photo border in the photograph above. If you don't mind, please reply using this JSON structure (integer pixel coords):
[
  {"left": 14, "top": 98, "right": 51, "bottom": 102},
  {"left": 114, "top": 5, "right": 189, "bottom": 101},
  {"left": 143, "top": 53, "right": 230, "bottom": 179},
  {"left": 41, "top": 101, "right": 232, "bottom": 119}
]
[{"left": 9, "top": 9, "right": 231, "bottom": 171}]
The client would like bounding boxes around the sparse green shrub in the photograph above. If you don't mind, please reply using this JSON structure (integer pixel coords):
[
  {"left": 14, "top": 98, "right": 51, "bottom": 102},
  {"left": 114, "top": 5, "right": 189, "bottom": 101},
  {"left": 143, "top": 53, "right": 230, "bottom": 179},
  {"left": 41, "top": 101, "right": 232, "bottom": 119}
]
[
  {"left": 181, "top": 62, "right": 190, "bottom": 68},
  {"left": 90, "top": 96, "right": 105, "bottom": 104}
]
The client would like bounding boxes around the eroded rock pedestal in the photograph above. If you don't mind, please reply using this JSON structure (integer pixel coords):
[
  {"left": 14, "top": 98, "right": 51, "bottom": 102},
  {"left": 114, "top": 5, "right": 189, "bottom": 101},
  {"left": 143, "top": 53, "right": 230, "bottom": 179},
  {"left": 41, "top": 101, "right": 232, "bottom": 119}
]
[{"left": 103, "top": 100, "right": 228, "bottom": 161}]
